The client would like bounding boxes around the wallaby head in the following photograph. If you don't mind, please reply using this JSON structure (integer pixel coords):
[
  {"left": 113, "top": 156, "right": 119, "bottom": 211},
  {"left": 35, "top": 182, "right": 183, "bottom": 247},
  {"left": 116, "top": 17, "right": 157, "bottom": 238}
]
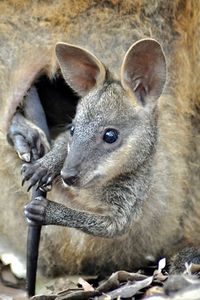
[{"left": 55, "top": 39, "right": 166, "bottom": 189}]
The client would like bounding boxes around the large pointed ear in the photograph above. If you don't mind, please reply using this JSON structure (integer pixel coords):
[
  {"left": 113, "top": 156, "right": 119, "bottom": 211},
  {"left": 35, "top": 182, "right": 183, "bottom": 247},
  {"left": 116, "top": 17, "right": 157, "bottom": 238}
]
[
  {"left": 55, "top": 43, "right": 106, "bottom": 96},
  {"left": 121, "top": 39, "right": 166, "bottom": 106}
]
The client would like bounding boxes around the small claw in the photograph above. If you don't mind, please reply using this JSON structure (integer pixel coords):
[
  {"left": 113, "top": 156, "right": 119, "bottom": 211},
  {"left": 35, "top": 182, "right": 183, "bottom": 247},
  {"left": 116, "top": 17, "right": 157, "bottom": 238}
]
[
  {"left": 46, "top": 176, "right": 52, "bottom": 185},
  {"left": 36, "top": 175, "right": 47, "bottom": 190},
  {"left": 27, "top": 182, "right": 36, "bottom": 192},
  {"left": 22, "top": 177, "right": 26, "bottom": 186},
  {"left": 35, "top": 173, "right": 51, "bottom": 190},
  {"left": 44, "top": 184, "right": 52, "bottom": 192},
  {"left": 36, "top": 179, "right": 43, "bottom": 191},
  {"left": 39, "top": 186, "right": 46, "bottom": 192},
  {"left": 20, "top": 153, "right": 31, "bottom": 162},
  {"left": 39, "top": 184, "right": 52, "bottom": 192},
  {"left": 40, "top": 176, "right": 53, "bottom": 190}
]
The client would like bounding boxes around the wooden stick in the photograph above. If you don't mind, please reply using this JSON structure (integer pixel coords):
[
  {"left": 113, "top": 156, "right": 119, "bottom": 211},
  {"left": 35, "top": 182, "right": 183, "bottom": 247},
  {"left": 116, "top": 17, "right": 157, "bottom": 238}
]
[
  {"left": 26, "top": 189, "right": 46, "bottom": 297},
  {"left": 24, "top": 86, "right": 50, "bottom": 297}
]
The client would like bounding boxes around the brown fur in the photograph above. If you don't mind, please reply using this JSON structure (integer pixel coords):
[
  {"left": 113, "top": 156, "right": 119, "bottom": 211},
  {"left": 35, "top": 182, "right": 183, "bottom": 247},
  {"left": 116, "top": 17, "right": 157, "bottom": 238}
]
[{"left": 0, "top": 0, "right": 200, "bottom": 276}]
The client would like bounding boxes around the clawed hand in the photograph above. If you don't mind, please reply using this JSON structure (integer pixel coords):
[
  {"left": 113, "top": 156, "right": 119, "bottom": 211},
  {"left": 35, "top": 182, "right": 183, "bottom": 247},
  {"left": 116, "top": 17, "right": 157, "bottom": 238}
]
[{"left": 21, "top": 162, "right": 53, "bottom": 192}]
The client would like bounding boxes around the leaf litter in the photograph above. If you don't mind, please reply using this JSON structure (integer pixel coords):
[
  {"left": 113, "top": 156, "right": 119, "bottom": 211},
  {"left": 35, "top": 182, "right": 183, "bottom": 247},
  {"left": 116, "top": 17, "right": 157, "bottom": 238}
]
[{"left": 1, "top": 257, "right": 200, "bottom": 300}]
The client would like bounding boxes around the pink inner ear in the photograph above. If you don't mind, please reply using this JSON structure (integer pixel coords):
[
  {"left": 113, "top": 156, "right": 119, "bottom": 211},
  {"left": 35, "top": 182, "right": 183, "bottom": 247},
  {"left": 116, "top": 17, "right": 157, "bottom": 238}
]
[
  {"left": 75, "top": 73, "right": 97, "bottom": 92},
  {"left": 56, "top": 44, "right": 105, "bottom": 96},
  {"left": 122, "top": 39, "right": 166, "bottom": 104},
  {"left": 132, "top": 77, "right": 149, "bottom": 106},
  {"left": 67, "top": 60, "right": 99, "bottom": 94},
  {"left": 70, "top": 60, "right": 99, "bottom": 91}
]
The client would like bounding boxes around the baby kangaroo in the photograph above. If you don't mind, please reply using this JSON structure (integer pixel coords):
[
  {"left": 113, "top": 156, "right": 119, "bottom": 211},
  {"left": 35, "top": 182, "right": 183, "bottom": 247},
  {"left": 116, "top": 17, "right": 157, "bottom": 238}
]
[
  {"left": 22, "top": 39, "right": 166, "bottom": 237},
  {"left": 22, "top": 39, "right": 200, "bottom": 273},
  {"left": 22, "top": 39, "right": 188, "bottom": 270}
]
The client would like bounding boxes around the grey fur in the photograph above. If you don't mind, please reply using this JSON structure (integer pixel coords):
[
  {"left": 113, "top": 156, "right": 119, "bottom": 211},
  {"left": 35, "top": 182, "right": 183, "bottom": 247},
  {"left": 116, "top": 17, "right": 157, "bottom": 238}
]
[{"left": 24, "top": 70, "right": 162, "bottom": 238}]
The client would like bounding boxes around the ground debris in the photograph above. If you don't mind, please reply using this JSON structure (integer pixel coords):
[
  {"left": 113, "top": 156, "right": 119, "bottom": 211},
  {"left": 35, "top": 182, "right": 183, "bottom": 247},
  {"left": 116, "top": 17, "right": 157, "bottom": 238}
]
[
  {"left": 2, "top": 259, "right": 200, "bottom": 300},
  {"left": 97, "top": 270, "right": 148, "bottom": 293},
  {"left": 30, "top": 259, "right": 200, "bottom": 300},
  {"left": 98, "top": 275, "right": 153, "bottom": 299}
]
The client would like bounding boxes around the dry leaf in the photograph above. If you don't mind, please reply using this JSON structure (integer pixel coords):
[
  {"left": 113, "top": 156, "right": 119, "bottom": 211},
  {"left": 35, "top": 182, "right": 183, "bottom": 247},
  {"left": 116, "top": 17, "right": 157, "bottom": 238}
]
[
  {"left": 78, "top": 278, "right": 94, "bottom": 291},
  {"left": 97, "top": 270, "right": 147, "bottom": 293},
  {"left": 99, "top": 276, "right": 153, "bottom": 299},
  {"left": 158, "top": 258, "right": 166, "bottom": 274}
]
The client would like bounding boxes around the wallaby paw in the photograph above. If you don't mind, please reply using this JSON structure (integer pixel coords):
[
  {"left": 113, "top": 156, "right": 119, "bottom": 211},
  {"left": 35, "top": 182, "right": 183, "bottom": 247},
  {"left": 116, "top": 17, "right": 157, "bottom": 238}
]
[
  {"left": 24, "top": 196, "right": 48, "bottom": 224},
  {"left": 21, "top": 162, "right": 53, "bottom": 192},
  {"left": 8, "top": 113, "right": 50, "bottom": 162}
]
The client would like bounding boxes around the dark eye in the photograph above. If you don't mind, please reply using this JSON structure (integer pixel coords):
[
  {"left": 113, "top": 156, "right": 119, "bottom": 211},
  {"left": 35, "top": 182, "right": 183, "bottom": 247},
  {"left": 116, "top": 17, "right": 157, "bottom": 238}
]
[
  {"left": 70, "top": 125, "right": 75, "bottom": 136},
  {"left": 103, "top": 129, "right": 119, "bottom": 143}
]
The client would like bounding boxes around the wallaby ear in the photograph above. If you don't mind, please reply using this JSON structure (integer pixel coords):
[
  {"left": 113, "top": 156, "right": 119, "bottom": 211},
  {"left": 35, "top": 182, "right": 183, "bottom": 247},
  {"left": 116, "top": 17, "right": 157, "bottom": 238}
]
[
  {"left": 55, "top": 43, "right": 106, "bottom": 96},
  {"left": 121, "top": 39, "right": 166, "bottom": 106}
]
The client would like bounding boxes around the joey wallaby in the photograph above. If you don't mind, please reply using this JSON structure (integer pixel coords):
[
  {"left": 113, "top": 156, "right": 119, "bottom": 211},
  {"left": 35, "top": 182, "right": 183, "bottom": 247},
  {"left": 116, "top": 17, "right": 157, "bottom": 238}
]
[
  {"left": 23, "top": 39, "right": 167, "bottom": 237},
  {"left": 0, "top": 0, "right": 200, "bottom": 277}
]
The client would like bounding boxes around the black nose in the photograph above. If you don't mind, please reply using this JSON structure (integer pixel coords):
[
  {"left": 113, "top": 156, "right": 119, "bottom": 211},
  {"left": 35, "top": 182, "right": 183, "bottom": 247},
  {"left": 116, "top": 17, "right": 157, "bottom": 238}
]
[{"left": 61, "top": 170, "right": 78, "bottom": 186}]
